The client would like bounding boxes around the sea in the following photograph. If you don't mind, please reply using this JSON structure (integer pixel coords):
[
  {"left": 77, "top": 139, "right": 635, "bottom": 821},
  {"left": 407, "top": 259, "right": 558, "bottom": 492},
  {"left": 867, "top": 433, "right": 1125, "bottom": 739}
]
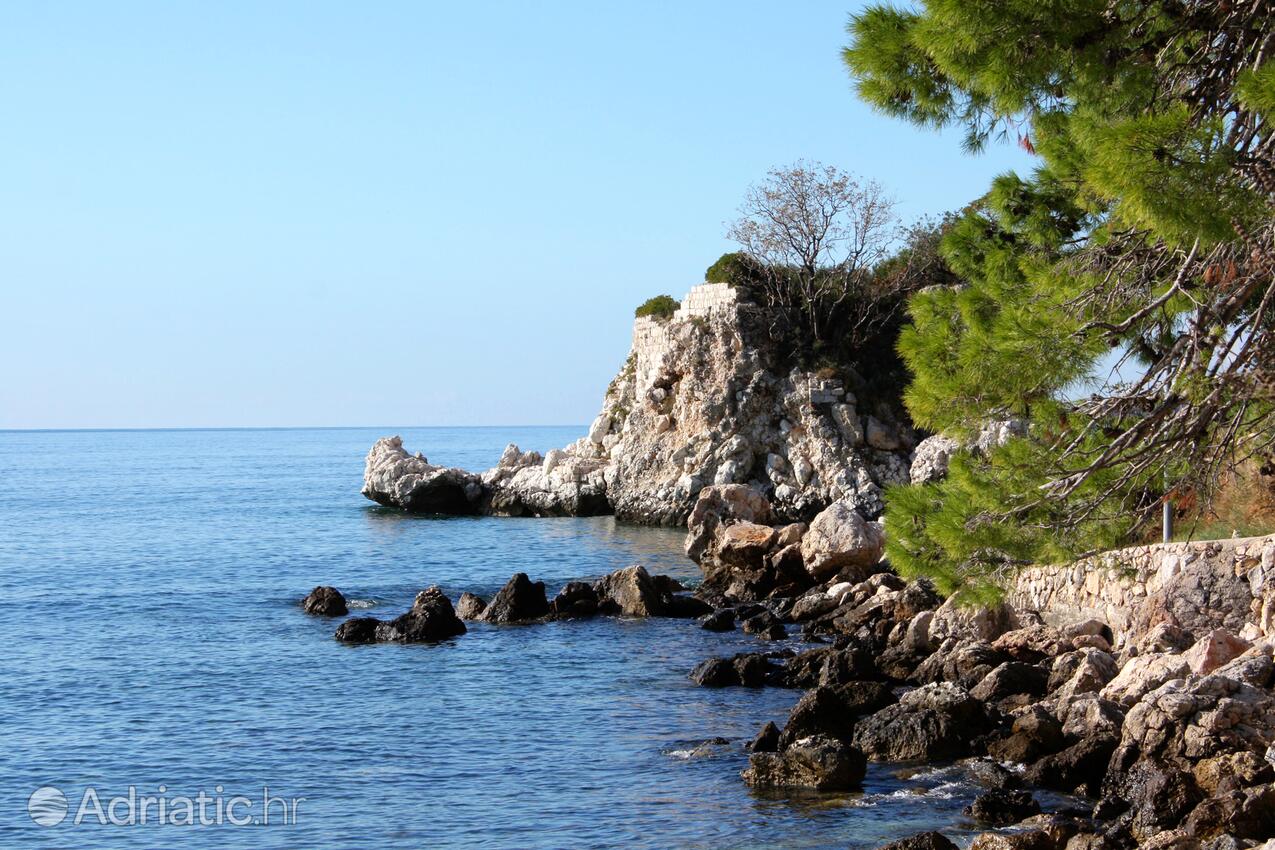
[{"left": 1, "top": 426, "right": 1006, "bottom": 849}]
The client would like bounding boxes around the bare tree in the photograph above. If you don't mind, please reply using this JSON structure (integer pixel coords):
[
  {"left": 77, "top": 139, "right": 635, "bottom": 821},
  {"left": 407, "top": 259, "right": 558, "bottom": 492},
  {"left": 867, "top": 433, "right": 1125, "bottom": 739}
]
[{"left": 727, "top": 161, "right": 898, "bottom": 345}]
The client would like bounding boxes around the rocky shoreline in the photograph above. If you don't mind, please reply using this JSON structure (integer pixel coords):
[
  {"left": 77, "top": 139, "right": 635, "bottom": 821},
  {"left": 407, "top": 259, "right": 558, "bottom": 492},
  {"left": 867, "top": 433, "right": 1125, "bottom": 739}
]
[
  {"left": 323, "top": 467, "right": 1275, "bottom": 850},
  {"left": 347, "top": 283, "right": 1275, "bottom": 848}
]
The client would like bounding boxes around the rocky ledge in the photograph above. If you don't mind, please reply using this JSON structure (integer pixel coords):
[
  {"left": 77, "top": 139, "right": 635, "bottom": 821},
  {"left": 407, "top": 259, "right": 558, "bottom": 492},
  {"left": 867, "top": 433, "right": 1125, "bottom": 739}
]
[{"left": 361, "top": 281, "right": 919, "bottom": 524}]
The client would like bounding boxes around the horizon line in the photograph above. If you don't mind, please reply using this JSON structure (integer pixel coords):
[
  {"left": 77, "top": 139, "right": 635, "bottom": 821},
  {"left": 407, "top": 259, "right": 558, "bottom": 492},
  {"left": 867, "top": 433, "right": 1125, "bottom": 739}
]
[{"left": 0, "top": 424, "right": 588, "bottom": 435}]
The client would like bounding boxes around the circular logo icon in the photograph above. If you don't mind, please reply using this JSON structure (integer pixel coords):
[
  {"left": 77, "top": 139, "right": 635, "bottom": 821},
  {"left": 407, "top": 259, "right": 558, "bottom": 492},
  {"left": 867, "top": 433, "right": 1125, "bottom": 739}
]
[{"left": 28, "top": 786, "right": 68, "bottom": 827}]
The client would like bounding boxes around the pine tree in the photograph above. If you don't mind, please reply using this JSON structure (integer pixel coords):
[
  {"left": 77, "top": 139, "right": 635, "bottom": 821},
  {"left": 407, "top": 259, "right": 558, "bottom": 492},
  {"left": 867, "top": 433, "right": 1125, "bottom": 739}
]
[{"left": 843, "top": 0, "right": 1275, "bottom": 598}]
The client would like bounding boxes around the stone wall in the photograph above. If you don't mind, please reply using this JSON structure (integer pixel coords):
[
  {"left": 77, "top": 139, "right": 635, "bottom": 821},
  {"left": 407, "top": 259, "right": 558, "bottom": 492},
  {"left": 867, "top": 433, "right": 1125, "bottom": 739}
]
[
  {"left": 1009, "top": 533, "right": 1275, "bottom": 647},
  {"left": 631, "top": 283, "right": 741, "bottom": 392}
]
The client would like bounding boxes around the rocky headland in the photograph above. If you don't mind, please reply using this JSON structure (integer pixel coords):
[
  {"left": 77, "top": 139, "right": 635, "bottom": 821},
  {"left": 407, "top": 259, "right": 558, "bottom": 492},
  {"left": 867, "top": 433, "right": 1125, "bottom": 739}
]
[
  {"left": 362, "top": 281, "right": 918, "bottom": 525},
  {"left": 346, "top": 280, "right": 1275, "bottom": 850}
]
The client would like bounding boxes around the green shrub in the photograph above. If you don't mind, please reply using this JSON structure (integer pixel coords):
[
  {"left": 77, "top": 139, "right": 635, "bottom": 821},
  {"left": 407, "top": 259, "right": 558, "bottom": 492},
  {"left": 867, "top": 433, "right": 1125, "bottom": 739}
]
[
  {"left": 634, "top": 294, "right": 678, "bottom": 320},
  {"left": 705, "top": 251, "right": 759, "bottom": 285}
]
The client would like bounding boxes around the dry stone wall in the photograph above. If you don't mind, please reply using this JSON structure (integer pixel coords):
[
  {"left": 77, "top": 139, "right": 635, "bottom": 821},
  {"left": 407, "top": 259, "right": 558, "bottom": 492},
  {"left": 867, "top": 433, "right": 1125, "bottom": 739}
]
[{"left": 1010, "top": 533, "right": 1275, "bottom": 647}]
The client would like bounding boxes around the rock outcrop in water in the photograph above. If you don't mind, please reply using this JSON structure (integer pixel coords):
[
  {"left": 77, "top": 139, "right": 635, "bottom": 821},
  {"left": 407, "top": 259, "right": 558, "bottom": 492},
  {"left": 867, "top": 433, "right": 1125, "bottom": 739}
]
[
  {"left": 361, "top": 281, "right": 917, "bottom": 524},
  {"left": 335, "top": 586, "right": 466, "bottom": 643}
]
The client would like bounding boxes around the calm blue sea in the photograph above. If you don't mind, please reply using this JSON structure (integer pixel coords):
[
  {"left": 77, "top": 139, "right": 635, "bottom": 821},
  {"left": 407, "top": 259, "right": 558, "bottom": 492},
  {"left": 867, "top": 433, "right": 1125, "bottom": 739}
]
[{"left": 0, "top": 427, "right": 991, "bottom": 849}]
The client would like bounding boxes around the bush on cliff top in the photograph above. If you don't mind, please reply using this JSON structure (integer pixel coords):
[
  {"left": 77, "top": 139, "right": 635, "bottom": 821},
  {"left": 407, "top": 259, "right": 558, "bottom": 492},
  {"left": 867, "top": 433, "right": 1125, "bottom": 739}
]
[{"left": 634, "top": 295, "right": 678, "bottom": 320}]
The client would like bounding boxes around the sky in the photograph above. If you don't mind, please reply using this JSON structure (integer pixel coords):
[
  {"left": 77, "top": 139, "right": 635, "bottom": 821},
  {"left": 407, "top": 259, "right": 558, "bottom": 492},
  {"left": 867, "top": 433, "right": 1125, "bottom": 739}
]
[{"left": 0, "top": 1, "right": 1035, "bottom": 430}]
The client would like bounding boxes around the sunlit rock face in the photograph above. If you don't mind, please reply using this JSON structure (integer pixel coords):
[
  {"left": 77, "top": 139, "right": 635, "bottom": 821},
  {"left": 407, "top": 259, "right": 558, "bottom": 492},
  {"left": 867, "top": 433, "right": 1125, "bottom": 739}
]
[{"left": 362, "top": 281, "right": 917, "bottom": 524}]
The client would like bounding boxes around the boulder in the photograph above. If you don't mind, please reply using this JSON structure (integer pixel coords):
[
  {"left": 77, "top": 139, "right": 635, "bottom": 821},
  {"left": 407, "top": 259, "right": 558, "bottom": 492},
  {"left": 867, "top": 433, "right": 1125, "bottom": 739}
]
[
  {"left": 970, "top": 830, "right": 1064, "bottom": 850},
  {"left": 929, "top": 598, "right": 1019, "bottom": 644},
  {"left": 800, "top": 499, "right": 885, "bottom": 581},
  {"left": 301, "top": 585, "right": 347, "bottom": 616},
  {"left": 962, "top": 757, "right": 1024, "bottom": 790},
  {"left": 455, "top": 591, "right": 487, "bottom": 620},
  {"left": 549, "top": 582, "right": 598, "bottom": 618},
  {"left": 750, "top": 721, "right": 780, "bottom": 753},
  {"left": 333, "top": 616, "right": 379, "bottom": 643},
  {"left": 379, "top": 586, "right": 468, "bottom": 642},
  {"left": 915, "top": 639, "right": 1009, "bottom": 688},
  {"left": 742, "top": 734, "right": 867, "bottom": 791},
  {"left": 1141, "top": 623, "right": 1196, "bottom": 654},
  {"left": 910, "top": 435, "right": 960, "bottom": 485},
  {"left": 791, "top": 593, "right": 838, "bottom": 622},
  {"left": 972, "top": 662, "right": 1050, "bottom": 704},
  {"left": 1024, "top": 733, "right": 1118, "bottom": 795},
  {"left": 1184, "top": 630, "right": 1251, "bottom": 675},
  {"left": 690, "top": 653, "right": 778, "bottom": 688},
  {"left": 876, "top": 833, "right": 959, "bottom": 850},
  {"left": 664, "top": 594, "right": 713, "bottom": 619},
  {"left": 994, "top": 625, "right": 1073, "bottom": 663},
  {"left": 965, "top": 789, "right": 1042, "bottom": 826},
  {"left": 685, "top": 484, "right": 773, "bottom": 563},
  {"left": 1099, "top": 652, "right": 1191, "bottom": 707},
  {"left": 778, "top": 686, "right": 856, "bottom": 748},
  {"left": 1184, "top": 784, "right": 1275, "bottom": 840},
  {"left": 852, "top": 682, "right": 989, "bottom": 762},
  {"left": 690, "top": 657, "right": 739, "bottom": 687},
  {"left": 1050, "top": 649, "right": 1119, "bottom": 701},
  {"left": 718, "top": 522, "right": 778, "bottom": 565},
  {"left": 987, "top": 704, "right": 1065, "bottom": 764},
  {"left": 480, "top": 573, "right": 550, "bottom": 624},
  {"left": 593, "top": 565, "right": 668, "bottom": 617},
  {"left": 361, "top": 436, "right": 484, "bottom": 514},
  {"left": 336, "top": 586, "right": 467, "bottom": 644},
  {"left": 699, "top": 609, "right": 736, "bottom": 632}
]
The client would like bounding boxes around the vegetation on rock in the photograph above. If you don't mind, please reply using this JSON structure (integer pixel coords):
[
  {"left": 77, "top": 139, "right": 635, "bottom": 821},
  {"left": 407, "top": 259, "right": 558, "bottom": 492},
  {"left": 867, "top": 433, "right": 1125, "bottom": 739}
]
[{"left": 634, "top": 294, "right": 679, "bottom": 320}]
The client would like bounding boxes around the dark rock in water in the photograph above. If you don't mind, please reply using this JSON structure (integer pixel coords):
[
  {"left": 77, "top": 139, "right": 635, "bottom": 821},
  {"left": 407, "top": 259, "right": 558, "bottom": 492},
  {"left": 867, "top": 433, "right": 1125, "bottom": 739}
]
[
  {"left": 971, "top": 661, "right": 1049, "bottom": 704},
  {"left": 733, "top": 653, "right": 773, "bottom": 687},
  {"left": 778, "top": 686, "right": 853, "bottom": 748},
  {"left": 964, "top": 789, "right": 1041, "bottom": 825},
  {"left": 777, "top": 682, "right": 897, "bottom": 751},
  {"left": 754, "top": 622, "right": 787, "bottom": 641},
  {"left": 741, "top": 734, "right": 867, "bottom": 791},
  {"left": 593, "top": 565, "right": 668, "bottom": 617},
  {"left": 334, "top": 616, "right": 379, "bottom": 643},
  {"left": 691, "top": 657, "right": 739, "bottom": 687},
  {"left": 481, "top": 573, "right": 550, "bottom": 624},
  {"left": 852, "top": 682, "right": 990, "bottom": 762},
  {"left": 699, "top": 609, "right": 736, "bottom": 632},
  {"left": 750, "top": 721, "right": 780, "bottom": 753},
  {"left": 961, "top": 757, "right": 1023, "bottom": 790},
  {"left": 335, "top": 586, "right": 467, "bottom": 644},
  {"left": 741, "top": 610, "right": 779, "bottom": 635},
  {"left": 1024, "top": 734, "right": 1117, "bottom": 795},
  {"left": 665, "top": 594, "right": 712, "bottom": 619},
  {"left": 377, "top": 586, "right": 468, "bottom": 642},
  {"left": 873, "top": 832, "right": 959, "bottom": 850},
  {"left": 455, "top": 591, "right": 487, "bottom": 620},
  {"left": 302, "top": 585, "right": 348, "bottom": 616},
  {"left": 690, "top": 652, "right": 779, "bottom": 688},
  {"left": 549, "top": 581, "right": 599, "bottom": 619}
]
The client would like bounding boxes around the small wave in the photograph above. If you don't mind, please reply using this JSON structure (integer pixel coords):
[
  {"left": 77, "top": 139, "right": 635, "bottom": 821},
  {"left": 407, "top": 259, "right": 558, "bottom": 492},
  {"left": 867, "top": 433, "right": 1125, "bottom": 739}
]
[
  {"left": 347, "top": 599, "right": 378, "bottom": 609},
  {"left": 667, "top": 749, "right": 696, "bottom": 760}
]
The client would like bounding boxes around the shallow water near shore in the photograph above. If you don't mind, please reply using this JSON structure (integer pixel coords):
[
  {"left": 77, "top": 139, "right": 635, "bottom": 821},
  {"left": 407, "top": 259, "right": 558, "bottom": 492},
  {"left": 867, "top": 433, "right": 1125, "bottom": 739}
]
[{"left": 3, "top": 426, "right": 1021, "bottom": 849}]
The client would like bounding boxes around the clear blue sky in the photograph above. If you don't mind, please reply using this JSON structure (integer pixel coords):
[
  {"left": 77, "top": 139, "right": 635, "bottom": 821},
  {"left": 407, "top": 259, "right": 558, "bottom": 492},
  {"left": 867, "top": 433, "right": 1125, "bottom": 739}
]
[{"left": 0, "top": 1, "right": 1033, "bottom": 429}]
